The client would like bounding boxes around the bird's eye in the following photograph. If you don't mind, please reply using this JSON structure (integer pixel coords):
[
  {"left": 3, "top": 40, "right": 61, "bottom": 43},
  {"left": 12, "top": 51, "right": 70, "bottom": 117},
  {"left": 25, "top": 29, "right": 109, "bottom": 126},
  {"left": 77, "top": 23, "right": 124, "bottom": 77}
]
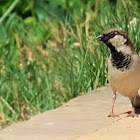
[{"left": 110, "top": 32, "right": 114, "bottom": 35}]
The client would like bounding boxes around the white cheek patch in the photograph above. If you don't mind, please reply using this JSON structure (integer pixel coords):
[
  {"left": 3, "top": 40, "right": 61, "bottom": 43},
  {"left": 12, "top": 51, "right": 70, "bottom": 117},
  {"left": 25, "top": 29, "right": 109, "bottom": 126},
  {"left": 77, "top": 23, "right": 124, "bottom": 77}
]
[
  {"left": 116, "top": 45, "right": 132, "bottom": 54},
  {"left": 109, "top": 35, "right": 127, "bottom": 47},
  {"left": 109, "top": 35, "right": 132, "bottom": 54}
]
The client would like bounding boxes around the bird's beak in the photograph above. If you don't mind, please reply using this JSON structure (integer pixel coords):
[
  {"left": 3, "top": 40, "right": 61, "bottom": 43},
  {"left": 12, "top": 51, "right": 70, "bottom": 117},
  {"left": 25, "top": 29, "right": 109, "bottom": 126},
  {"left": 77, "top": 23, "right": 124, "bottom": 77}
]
[{"left": 96, "top": 34, "right": 104, "bottom": 41}]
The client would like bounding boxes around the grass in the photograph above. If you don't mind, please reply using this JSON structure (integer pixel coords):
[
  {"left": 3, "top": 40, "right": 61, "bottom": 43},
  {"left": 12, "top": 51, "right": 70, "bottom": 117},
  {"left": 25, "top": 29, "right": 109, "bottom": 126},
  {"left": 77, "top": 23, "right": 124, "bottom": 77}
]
[{"left": 0, "top": 0, "right": 140, "bottom": 128}]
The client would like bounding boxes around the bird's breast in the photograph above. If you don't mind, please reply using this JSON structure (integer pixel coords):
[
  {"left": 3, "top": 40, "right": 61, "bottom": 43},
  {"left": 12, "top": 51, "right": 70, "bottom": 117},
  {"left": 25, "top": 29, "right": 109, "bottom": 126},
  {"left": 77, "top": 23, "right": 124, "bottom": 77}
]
[{"left": 108, "top": 54, "right": 140, "bottom": 97}]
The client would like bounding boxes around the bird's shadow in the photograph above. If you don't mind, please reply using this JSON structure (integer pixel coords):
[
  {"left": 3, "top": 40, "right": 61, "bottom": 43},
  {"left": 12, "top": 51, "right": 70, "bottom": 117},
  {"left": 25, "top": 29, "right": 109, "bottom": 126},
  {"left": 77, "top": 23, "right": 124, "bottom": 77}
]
[{"left": 119, "top": 108, "right": 140, "bottom": 115}]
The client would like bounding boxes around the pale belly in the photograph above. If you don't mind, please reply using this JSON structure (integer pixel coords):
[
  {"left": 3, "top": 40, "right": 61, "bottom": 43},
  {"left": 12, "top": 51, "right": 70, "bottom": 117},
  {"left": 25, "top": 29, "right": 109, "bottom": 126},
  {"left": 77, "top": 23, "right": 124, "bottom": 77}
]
[{"left": 108, "top": 58, "right": 140, "bottom": 97}]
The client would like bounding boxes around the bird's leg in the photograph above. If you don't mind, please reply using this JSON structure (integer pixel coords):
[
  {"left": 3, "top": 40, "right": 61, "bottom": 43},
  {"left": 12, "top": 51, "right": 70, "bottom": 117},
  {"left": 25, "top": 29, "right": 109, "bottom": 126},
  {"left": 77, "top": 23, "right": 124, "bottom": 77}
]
[
  {"left": 108, "top": 93, "right": 119, "bottom": 117},
  {"left": 127, "top": 97, "right": 138, "bottom": 117}
]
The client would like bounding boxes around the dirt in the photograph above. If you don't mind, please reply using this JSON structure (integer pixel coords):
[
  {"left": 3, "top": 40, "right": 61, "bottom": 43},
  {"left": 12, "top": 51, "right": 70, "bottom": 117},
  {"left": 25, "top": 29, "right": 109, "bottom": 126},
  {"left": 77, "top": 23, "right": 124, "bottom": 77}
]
[{"left": 0, "top": 86, "right": 140, "bottom": 140}]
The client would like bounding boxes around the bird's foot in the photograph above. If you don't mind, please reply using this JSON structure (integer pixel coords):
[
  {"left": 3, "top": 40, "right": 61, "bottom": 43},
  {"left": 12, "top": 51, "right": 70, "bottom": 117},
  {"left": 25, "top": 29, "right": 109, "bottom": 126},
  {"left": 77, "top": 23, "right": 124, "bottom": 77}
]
[
  {"left": 127, "top": 112, "right": 138, "bottom": 117},
  {"left": 108, "top": 112, "right": 119, "bottom": 118}
]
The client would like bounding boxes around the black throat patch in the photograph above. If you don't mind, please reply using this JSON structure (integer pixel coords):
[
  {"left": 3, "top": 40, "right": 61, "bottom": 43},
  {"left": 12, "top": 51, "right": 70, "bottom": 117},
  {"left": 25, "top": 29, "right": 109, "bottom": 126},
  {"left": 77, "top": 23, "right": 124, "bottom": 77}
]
[
  {"left": 111, "top": 51, "right": 132, "bottom": 71},
  {"left": 107, "top": 43, "right": 132, "bottom": 71}
]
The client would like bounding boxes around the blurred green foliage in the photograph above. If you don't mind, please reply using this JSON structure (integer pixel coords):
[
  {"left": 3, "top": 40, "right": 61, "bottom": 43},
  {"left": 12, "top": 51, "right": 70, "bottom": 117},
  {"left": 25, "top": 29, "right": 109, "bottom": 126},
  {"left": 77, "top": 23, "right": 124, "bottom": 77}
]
[{"left": 0, "top": 0, "right": 140, "bottom": 128}]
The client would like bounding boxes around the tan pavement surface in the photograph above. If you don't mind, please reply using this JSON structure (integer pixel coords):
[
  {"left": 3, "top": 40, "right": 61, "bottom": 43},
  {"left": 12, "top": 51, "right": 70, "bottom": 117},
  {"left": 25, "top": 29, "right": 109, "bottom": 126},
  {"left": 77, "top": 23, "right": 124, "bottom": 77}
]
[{"left": 0, "top": 86, "right": 140, "bottom": 140}]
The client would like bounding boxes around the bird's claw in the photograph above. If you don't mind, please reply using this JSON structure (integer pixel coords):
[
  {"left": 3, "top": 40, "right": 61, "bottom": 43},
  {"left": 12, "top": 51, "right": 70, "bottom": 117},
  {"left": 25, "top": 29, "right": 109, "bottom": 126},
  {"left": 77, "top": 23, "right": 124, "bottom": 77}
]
[
  {"left": 127, "top": 112, "right": 138, "bottom": 117},
  {"left": 108, "top": 112, "right": 119, "bottom": 118}
]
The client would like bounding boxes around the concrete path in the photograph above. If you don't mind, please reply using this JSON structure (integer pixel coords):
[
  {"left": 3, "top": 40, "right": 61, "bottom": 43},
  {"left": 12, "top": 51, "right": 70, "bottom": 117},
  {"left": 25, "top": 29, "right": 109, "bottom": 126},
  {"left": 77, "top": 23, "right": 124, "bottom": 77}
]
[{"left": 0, "top": 86, "right": 139, "bottom": 140}]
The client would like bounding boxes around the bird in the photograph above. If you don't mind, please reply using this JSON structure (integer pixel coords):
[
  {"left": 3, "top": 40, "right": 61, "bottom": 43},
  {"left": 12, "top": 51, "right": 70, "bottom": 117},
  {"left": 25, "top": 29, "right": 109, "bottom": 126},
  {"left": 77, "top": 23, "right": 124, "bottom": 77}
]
[{"left": 97, "top": 28, "right": 140, "bottom": 117}]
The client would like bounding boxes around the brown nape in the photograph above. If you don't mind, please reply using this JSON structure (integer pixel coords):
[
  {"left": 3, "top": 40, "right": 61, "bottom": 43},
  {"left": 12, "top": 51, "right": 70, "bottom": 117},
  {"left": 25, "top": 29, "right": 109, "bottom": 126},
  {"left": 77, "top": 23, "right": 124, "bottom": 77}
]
[{"left": 104, "top": 28, "right": 136, "bottom": 53}]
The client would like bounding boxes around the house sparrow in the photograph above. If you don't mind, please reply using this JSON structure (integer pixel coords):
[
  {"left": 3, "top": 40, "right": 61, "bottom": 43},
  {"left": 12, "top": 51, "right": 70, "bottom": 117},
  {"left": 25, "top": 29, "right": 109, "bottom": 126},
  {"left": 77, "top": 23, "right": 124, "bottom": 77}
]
[{"left": 97, "top": 28, "right": 140, "bottom": 117}]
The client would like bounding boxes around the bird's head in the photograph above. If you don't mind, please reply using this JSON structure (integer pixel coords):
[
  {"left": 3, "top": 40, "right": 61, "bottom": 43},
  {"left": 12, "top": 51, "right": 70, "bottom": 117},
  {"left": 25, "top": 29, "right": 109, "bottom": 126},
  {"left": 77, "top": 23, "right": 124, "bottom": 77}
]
[{"left": 97, "top": 28, "right": 135, "bottom": 54}]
